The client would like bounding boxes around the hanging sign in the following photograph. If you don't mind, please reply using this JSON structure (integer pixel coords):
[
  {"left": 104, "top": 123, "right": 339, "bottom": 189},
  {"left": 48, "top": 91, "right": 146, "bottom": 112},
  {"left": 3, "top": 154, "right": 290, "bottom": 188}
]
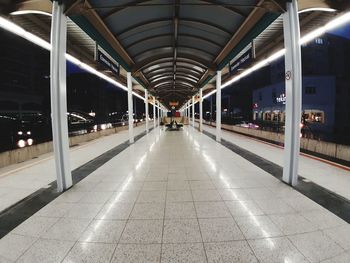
[
  {"left": 229, "top": 47, "right": 254, "bottom": 75},
  {"left": 95, "top": 46, "right": 120, "bottom": 76}
]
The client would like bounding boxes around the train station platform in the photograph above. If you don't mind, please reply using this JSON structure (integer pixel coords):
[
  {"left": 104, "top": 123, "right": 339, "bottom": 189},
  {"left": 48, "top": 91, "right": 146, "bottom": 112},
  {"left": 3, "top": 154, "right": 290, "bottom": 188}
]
[
  {"left": 0, "top": 124, "right": 150, "bottom": 214},
  {"left": 0, "top": 126, "right": 349, "bottom": 263},
  {"left": 196, "top": 122, "right": 350, "bottom": 201}
]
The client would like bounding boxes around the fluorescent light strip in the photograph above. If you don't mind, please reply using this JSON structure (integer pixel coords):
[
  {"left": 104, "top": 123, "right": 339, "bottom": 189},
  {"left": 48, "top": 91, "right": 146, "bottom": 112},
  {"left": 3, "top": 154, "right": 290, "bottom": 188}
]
[
  {"left": 0, "top": 16, "right": 150, "bottom": 103},
  {"left": 11, "top": 10, "right": 52, "bottom": 16},
  {"left": 299, "top": 8, "right": 336, "bottom": 14},
  {"left": 197, "top": 11, "right": 350, "bottom": 103}
]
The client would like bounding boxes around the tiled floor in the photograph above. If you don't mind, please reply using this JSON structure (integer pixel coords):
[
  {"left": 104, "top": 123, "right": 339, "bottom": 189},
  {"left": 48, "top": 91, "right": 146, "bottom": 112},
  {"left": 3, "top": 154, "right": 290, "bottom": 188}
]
[
  {"left": 0, "top": 124, "right": 149, "bottom": 213},
  {"left": 197, "top": 122, "right": 350, "bottom": 200},
  {"left": 0, "top": 126, "right": 349, "bottom": 262}
]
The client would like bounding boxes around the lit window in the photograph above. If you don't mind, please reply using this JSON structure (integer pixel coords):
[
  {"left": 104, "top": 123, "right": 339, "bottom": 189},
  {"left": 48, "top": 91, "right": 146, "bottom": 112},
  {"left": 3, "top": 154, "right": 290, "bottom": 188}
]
[{"left": 315, "top": 38, "right": 324, "bottom": 45}]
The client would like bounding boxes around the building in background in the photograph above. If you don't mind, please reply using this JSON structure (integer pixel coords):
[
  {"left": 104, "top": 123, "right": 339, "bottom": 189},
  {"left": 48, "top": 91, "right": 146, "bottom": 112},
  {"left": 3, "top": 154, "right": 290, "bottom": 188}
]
[{"left": 251, "top": 33, "right": 350, "bottom": 144}]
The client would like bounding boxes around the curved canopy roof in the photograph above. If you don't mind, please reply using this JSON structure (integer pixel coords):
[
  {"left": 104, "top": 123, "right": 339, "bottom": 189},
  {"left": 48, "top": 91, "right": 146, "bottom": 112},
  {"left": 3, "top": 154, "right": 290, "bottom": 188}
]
[
  {"left": 3, "top": 0, "right": 349, "bottom": 108},
  {"left": 66, "top": 0, "right": 286, "bottom": 107}
]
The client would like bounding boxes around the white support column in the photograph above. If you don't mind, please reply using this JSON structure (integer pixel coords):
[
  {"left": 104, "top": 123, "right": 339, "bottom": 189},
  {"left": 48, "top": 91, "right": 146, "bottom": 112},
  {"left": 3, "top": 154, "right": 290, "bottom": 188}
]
[
  {"left": 158, "top": 101, "right": 161, "bottom": 126},
  {"left": 187, "top": 102, "right": 189, "bottom": 120},
  {"left": 282, "top": 0, "right": 302, "bottom": 186},
  {"left": 199, "top": 89, "right": 203, "bottom": 132},
  {"left": 192, "top": 96, "right": 195, "bottom": 127},
  {"left": 153, "top": 97, "right": 156, "bottom": 128},
  {"left": 145, "top": 89, "right": 149, "bottom": 133},
  {"left": 216, "top": 71, "right": 222, "bottom": 142},
  {"left": 127, "top": 72, "right": 134, "bottom": 144},
  {"left": 50, "top": 1, "right": 72, "bottom": 192}
]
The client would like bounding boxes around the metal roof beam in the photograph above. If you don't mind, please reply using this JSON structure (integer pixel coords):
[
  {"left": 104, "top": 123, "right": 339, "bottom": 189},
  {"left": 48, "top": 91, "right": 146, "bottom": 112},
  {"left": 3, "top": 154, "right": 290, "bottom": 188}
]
[
  {"left": 133, "top": 45, "right": 218, "bottom": 59},
  {"left": 124, "top": 33, "right": 222, "bottom": 50},
  {"left": 117, "top": 18, "right": 231, "bottom": 37},
  {"left": 133, "top": 55, "right": 213, "bottom": 73}
]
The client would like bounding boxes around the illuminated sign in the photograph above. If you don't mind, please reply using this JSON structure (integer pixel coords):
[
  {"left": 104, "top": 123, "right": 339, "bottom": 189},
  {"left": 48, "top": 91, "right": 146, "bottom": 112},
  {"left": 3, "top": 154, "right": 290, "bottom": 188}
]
[{"left": 276, "top": 93, "right": 286, "bottom": 104}]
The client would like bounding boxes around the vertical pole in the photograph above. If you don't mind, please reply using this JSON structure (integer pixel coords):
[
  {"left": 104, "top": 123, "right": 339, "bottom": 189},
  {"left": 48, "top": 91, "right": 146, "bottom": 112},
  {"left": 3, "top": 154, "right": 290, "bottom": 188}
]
[
  {"left": 50, "top": 1, "right": 72, "bottom": 192},
  {"left": 145, "top": 90, "right": 149, "bottom": 133},
  {"left": 192, "top": 96, "right": 195, "bottom": 127},
  {"left": 127, "top": 72, "right": 134, "bottom": 144},
  {"left": 158, "top": 101, "right": 161, "bottom": 126},
  {"left": 283, "top": 0, "right": 302, "bottom": 186},
  {"left": 153, "top": 97, "right": 156, "bottom": 128},
  {"left": 187, "top": 102, "right": 189, "bottom": 120},
  {"left": 199, "top": 89, "right": 203, "bottom": 132},
  {"left": 216, "top": 71, "right": 222, "bottom": 142},
  {"left": 210, "top": 96, "right": 213, "bottom": 125}
]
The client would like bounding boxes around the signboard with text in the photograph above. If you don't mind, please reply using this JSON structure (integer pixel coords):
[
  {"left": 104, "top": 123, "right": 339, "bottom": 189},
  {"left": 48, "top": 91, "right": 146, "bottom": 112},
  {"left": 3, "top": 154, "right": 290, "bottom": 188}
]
[
  {"left": 229, "top": 48, "right": 253, "bottom": 75},
  {"left": 95, "top": 48, "right": 120, "bottom": 76}
]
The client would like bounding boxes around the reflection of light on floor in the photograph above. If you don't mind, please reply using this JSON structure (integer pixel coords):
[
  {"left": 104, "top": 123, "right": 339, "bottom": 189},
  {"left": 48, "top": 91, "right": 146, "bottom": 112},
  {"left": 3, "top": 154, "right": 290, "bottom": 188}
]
[
  {"left": 135, "top": 152, "right": 147, "bottom": 170},
  {"left": 149, "top": 142, "right": 155, "bottom": 152},
  {"left": 202, "top": 152, "right": 217, "bottom": 173},
  {"left": 219, "top": 176, "right": 275, "bottom": 248},
  {"left": 82, "top": 175, "right": 132, "bottom": 244},
  {"left": 98, "top": 175, "right": 133, "bottom": 221}
]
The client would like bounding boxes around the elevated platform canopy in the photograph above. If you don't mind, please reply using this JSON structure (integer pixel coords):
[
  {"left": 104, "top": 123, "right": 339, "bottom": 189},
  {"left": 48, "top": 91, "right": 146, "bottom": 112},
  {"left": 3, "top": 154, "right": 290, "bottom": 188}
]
[
  {"left": 64, "top": 0, "right": 286, "bottom": 107},
  {"left": 1, "top": 0, "right": 349, "bottom": 108}
]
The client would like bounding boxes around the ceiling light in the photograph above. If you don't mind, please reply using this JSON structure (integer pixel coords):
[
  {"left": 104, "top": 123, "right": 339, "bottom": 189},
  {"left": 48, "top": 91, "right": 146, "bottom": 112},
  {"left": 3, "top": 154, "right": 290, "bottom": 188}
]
[
  {"left": 11, "top": 10, "right": 52, "bottom": 16},
  {"left": 299, "top": 8, "right": 336, "bottom": 14},
  {"left": 194, "top": 11, "right": 350, "bottom": 104},
  {"left": 0, "top": 16, "right": 145, "bottom": 101}
]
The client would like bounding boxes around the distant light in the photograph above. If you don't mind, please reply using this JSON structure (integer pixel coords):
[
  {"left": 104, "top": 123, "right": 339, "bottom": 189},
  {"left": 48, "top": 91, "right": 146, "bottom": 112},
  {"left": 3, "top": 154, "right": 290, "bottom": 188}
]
[
  {"left": 17, "top": 131, "right": 23, "bottom": 135},
  {"left": 27, "top": 138, "right": 33, "bottom": 146},
  {"left": 17, "top": 139, "right": 26, "bottom": 148},
  {"left": 27, "top": 131, "right": 31, "bottom": 135}
]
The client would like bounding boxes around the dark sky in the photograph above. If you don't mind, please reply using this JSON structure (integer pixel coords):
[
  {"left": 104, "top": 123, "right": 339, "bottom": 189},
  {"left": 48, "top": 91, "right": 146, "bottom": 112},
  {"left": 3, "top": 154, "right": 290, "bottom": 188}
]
[
  {"left": 67, "top": 62, "right": 86, "bottom": 75},
  {"left": 329, "top": 22, "right": 350, "bottom": 40}
]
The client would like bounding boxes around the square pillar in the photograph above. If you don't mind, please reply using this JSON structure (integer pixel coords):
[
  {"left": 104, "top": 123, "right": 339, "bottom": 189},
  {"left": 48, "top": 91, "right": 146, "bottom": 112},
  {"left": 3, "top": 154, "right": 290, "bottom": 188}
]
[
  {"left": 187, "top": 102, "right": 190, "bottom": 120},
  {"left": 216, "top": 71, "right": 222, "bottom": 142},
  {"left": 50, "top": 1, "right": 72, "bottom": 192},
  {"left": 145, "top": 89, "right": 149, "bottom": 133},
  {"left": 127, "top": 72, "right": 134, "bottom": 143},
  {"left": 192, "top": 96, "right": 195, "bottom": 127},
  {"left": 153, "top": 97, "right": 156, "bottom": 128},
  {"left": 199, "top": 89, "right": 203, "bottom": 132},
  {"left": 282, "top": 0, "right": 302, "bottom": 186},
  {"left": 157, "top": 101, "right": 161, "bottom": 126}
]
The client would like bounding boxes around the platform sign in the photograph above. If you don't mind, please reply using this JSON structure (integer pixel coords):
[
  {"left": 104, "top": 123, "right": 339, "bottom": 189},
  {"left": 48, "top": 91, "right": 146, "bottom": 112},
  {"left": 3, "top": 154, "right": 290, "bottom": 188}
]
[
  {"left": 95, "top": 46, "right": 120, "bottom": 76},
  {"left": 229, "top": 47, "right": 254, "bottom": 76}
]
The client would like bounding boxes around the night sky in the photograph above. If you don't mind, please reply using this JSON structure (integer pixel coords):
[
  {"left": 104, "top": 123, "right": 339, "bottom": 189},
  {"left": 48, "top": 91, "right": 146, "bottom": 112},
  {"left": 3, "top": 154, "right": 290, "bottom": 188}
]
[{"left": 329, "top": 22, "right": 350, "bottom": 39}]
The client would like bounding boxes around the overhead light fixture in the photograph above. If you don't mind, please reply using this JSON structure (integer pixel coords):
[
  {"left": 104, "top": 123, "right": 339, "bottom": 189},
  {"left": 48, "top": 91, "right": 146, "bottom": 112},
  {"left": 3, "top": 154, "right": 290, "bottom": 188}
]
[
  {"left": 299, "top": 8, "right": 336, "bottom": 14},
  {"left": 11, "top": 10, "right": 52, "bottom": 16},
  {"left": 0, "top": 16, "right": 145, "bottom": 101},
  {"left": 199, "top": 11, "right": 350, "bottom": 103}
]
